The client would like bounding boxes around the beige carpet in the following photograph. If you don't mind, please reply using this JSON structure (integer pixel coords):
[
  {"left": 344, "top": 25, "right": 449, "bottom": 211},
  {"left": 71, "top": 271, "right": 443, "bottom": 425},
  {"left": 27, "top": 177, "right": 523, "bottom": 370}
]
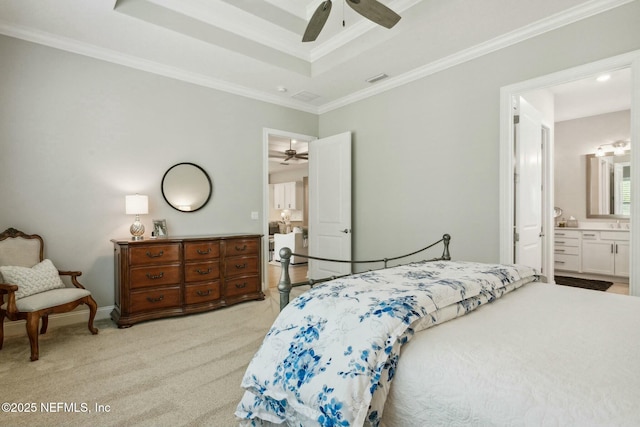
[{"left": 0, "top": 287, "right": 306, "bottom": 427}]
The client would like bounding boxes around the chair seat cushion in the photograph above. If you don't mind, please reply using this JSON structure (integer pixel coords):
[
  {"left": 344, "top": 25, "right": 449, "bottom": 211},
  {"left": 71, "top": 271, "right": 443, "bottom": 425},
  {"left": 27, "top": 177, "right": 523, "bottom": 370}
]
[
  {"left": 1, "top": 288, "right": 91, "bottom": 312},
  {"left": 0, "top": 259, "right": 66, "bottom": 299}
]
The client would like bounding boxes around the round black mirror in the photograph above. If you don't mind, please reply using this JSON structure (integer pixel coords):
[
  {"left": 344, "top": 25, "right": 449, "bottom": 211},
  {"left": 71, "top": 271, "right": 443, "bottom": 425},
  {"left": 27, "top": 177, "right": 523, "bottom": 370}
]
[{"left": 161, "top": 163, "right": 212, "bottom": 212}]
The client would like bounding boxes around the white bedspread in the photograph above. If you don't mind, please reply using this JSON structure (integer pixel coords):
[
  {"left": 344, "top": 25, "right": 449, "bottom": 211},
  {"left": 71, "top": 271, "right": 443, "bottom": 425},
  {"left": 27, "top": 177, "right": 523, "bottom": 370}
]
[
  {"left": 382, "top": 282, "right": 640, "bottom": 426},
  {"left": 236, "top": 260, "right": 536, "bottom": 426}
]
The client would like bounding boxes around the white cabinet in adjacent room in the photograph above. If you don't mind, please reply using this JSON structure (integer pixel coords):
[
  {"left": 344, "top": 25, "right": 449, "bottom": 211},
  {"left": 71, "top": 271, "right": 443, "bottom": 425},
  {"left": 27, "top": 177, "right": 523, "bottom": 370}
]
[{"left": 273, "top": 182, "right": 300, "bottom": 210}]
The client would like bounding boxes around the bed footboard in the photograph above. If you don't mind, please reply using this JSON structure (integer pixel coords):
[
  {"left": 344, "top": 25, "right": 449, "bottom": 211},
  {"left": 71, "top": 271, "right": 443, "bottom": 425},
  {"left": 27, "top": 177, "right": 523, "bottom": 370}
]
[{"left": 277, "top": 234, "right": 451, "bottom": 311}]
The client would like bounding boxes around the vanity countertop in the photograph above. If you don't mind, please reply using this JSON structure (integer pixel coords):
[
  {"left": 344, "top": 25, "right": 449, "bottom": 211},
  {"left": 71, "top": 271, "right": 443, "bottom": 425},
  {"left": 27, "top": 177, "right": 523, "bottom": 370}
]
[{"left": 555, "top": 226, "right": 630, "bottom": 232}]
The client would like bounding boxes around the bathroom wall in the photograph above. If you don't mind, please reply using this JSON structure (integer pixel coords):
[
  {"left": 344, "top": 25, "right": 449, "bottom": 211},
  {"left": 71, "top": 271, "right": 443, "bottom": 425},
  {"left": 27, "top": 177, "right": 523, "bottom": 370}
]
[{"left": 555, "top": 110, "right": 631, "bottom": 223}]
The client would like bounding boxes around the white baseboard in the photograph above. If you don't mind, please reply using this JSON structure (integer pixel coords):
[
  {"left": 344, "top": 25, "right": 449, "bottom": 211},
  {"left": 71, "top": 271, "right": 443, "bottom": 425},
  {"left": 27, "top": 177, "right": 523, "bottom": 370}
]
[{"left": 3, "top": 305, "right": 114, "bottom": 338}]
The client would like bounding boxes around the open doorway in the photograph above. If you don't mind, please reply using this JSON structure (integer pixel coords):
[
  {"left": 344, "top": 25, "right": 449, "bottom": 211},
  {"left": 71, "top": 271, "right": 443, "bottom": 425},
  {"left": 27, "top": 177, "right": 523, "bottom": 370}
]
[
  {"left": 263, "top": 129, "right": 316, "bottom": 289},
  {"left": 500, "top": 51, "right": 640, "bottom": 296}
]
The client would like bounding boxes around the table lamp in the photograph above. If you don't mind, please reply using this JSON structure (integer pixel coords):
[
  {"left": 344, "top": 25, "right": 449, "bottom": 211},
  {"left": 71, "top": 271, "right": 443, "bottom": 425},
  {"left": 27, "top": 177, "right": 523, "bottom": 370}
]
[{"left": 125, "top": 194, "right": 148, "bottom": 240}]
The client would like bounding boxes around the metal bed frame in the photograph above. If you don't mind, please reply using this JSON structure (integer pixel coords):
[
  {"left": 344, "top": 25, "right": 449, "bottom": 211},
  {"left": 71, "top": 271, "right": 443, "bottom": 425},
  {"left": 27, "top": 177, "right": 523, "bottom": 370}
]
[{"left": 277, "top": 234, "right": 451, "bottom": 310}]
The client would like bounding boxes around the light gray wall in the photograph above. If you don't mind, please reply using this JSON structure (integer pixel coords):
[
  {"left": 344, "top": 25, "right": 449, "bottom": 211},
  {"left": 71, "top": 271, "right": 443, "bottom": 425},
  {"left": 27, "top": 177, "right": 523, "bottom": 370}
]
[
  {"left": 319, "top": 1, "right": 640, "bottom": 264},
  {"left": 555, "top": 110, "right": 631, "bottom": 222},
  {"left": 0, "top": 35, "right": 317, "bottom": 307},
  {"left": 2, "top": 1, "right": 640, "bottom": 307}
]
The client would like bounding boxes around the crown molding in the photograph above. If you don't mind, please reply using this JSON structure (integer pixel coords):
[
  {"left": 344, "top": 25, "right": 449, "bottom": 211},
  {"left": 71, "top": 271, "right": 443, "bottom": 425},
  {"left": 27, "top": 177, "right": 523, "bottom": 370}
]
[
  {"left": 318, "top": 0, "right": 636, "bottom": 113},
  {"left": 0, "top": 20, "right": 319, "bottom": 114},
  {"left": 0, "top": 0, "right": 633, "bottom": 116}
]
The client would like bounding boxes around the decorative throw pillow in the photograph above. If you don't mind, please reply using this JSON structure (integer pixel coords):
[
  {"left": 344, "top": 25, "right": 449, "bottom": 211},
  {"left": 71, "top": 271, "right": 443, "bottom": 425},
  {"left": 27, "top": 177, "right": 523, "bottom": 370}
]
[{"left": 0, "top": 259, "right": 66, "bottom": 300}]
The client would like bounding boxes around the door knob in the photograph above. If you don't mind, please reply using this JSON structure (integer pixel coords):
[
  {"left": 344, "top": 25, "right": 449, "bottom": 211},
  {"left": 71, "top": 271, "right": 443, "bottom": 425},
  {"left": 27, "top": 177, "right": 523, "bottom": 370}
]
[{"left": 339, "top": 228, "right": 351, "bottom": 234}]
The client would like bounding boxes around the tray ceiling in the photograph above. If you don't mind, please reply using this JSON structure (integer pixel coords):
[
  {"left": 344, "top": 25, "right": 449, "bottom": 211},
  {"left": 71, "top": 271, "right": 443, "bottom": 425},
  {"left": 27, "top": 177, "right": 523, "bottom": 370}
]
[{"left": 0, "top": 0, "right": 632, "bottom": 114}]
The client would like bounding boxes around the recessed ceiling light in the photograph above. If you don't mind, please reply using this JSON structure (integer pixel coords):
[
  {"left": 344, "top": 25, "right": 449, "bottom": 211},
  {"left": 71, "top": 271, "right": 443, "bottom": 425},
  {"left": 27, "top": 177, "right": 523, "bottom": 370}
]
[
  {"left": 277, "top": 86, "right": 288, "bottom": 92},
  {"left": 596, "top": 74, "right": 611, "bottom": 82}
]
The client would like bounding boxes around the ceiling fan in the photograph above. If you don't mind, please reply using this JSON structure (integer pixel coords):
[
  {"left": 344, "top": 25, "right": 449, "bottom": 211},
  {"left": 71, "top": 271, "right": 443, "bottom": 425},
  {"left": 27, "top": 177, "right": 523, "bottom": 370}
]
[
  {"left": 302, "top": 0, "right": 401, "bottom": 42},
  {"left": 270, "top": 140, "right": 308, "bottom": 163}
]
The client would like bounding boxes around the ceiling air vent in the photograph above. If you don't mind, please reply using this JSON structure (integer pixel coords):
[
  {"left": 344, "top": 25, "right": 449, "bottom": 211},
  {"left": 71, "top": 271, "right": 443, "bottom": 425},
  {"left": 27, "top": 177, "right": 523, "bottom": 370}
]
[
  {"left": 291, "top": 91, "right": 320, "bottom": 102},
  {"left": 366, "top": 73, "right": 389, "bottom": 84}
]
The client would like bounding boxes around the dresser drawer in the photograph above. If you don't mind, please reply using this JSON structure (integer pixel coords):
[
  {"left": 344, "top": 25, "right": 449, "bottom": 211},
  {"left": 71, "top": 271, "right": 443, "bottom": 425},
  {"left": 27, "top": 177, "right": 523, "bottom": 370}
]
[
  {"left": 112, "top": 234, "right": 263, "bottom": 327},
  {"left": 224, "top": 256, "right": 259, "bottom": 277},
  {"left": 225, "top": 275, "right": 260, "bottom": 298},
  {"left": 130, "top": 287, "right": 181, "bottom": 312},
  {"left": 185, "top": 241, "right": 220, "bottom": 261},
  {"left": 185, "top": 282, "right": 221, "bottom": 304},
  {"left": 130, "top": 264, "right": 181, "bottom": 289},
  {"left": 185, "top": 261, "right": 220, "bottom": 283},
  {"left": 554, "top": 254, "right": 579, "bottom": 271},
  {"left": 224, "top": 239, "right": 259, "bottom": 257},
  {"left": 130, "top": 244, "right": 180, "bottom": 265}
]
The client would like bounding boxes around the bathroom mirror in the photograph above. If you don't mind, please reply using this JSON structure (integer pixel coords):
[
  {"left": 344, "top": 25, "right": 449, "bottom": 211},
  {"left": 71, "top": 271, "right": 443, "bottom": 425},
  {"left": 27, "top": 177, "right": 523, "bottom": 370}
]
[
  {"left": 586, "top": 152, "right": 630, "bottom": 218},
  {"left": 161, "top": 162, "right": 212, "bottom": 212}
]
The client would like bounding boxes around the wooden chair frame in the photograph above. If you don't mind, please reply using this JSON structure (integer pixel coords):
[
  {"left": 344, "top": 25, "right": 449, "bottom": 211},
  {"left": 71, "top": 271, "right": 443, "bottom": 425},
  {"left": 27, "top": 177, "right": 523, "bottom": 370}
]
[{"left": 0, "top": 228, "right": 98, "bottom": 361}]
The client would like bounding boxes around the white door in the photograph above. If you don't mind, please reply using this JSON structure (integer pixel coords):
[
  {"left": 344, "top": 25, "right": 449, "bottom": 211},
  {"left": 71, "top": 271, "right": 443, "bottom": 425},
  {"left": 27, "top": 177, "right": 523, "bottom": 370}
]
[
  {"left": 308, "top": 132, "right": 352, "bottom": 279},
  {"left": 515, "top": 97, "right": 543, "bottom": 271}
]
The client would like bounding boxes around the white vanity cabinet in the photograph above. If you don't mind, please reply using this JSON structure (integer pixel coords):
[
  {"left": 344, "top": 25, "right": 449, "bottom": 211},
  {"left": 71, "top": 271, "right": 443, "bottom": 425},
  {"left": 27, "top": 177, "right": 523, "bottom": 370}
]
[
  {"left": 581, "top": 230, "right": 629, "bottom": 277},
  {"left": 554, "top": 229, "right": 581, "bottom": 272},
  {"left": 273, "top": 182, "right": 300, "bottom": 210}
]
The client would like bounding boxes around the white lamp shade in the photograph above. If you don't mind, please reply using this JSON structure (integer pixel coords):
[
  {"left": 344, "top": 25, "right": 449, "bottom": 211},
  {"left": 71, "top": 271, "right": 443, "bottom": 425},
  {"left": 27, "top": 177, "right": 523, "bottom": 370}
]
[{"left": 125, "top": 195, "right": 149, "bottom": 215}]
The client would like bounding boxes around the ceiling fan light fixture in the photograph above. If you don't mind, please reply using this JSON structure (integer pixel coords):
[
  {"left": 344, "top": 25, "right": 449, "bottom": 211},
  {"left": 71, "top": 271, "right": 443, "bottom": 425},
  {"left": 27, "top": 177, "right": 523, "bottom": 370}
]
[{"left": 303, "top": 0, "right": 400, "bottom": 42}]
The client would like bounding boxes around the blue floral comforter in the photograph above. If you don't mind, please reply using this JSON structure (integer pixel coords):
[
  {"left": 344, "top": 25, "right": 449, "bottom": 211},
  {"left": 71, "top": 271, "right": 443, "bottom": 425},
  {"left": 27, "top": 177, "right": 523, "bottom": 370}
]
[{"left": 236, "top": 260, "right": 537, "bottom": 426}]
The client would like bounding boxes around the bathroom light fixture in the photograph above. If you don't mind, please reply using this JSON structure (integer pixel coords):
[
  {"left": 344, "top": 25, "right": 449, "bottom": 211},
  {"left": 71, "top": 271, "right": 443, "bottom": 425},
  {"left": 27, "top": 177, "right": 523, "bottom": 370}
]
[
  {"left": 613, "top": 141, "right": 626, "bottom": 156},
  {"left": 595, "top": 140, "right": 630, "bottom": 157},
  {"left": 125, "top": 194, "right": 148, "bottom": 240}
]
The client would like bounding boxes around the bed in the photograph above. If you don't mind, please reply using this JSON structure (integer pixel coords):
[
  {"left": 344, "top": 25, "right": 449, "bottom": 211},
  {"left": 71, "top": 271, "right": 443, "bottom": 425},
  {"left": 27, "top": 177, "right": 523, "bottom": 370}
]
[{"left": 236, "top": 235, "right": 640, "bottom": 426}]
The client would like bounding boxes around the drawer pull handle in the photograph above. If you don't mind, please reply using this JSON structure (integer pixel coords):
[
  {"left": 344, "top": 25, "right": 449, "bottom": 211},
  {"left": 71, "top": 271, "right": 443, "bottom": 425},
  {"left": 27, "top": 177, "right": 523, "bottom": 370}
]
[
  {"left": 555, "top": 261, "right": 565, "bottom": 264},
  {"left": 146, "top": 295, "right": 164, "bottom": 303},
  {"left": 556, "top": 233, "right": 565, "bottom": 236},
  {"left": 555, "top": 249, "right": 565, "bottom": 252},
  {"left": 197, "top": 248, "right": 212, "bottom": 255},
  {"left": 555, "top": 241, "right": 565, "bottom": 244},
  {"left": 235, "top": 244, "right": 247, "bottom": 252},
  {"left": 146, "top": 272, "right": 165, "bottom": 280},
  {"left": 235, "top": 263, "right": 247, "bottom": 269},
  {"left": 196, "top": 268, "right": 212, "bottom": 275},
  {"left": 146, "top": 250, "right": 164, "bottom": 258},
  {"left": 584, "top": 234, "right": 596, "bottom": 237},
  {"left": 196, "top": 289, "right": 212, "bottom": 297},
  {"left": 235, "top": 282, "right": 247, "bottom": 289}
]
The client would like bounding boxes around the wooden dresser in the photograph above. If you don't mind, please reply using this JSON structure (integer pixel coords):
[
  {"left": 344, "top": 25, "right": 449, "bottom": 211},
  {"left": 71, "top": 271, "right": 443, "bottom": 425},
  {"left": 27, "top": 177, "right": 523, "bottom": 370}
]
[{"left": 111, "top": 234, "right": 263, "bottom": 327}]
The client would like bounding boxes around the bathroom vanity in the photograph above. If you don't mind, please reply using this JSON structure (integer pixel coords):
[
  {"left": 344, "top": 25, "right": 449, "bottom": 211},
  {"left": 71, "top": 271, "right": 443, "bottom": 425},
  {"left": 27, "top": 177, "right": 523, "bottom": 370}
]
[{"left": 555, "top": 227, "right": 629, "bottom": 277}]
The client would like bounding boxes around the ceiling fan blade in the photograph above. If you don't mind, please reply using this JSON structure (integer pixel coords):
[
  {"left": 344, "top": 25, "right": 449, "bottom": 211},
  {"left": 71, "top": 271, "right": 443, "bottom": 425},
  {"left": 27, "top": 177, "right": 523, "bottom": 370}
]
[
  {"left": 345, "top": 0, "right": 401, "bottom": 29},
  {"left": 295, "top": 154, "right": 309, "bottom": 159},
  {"left": 302, "top": 0, "right": 332, "bottom": 42}
]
